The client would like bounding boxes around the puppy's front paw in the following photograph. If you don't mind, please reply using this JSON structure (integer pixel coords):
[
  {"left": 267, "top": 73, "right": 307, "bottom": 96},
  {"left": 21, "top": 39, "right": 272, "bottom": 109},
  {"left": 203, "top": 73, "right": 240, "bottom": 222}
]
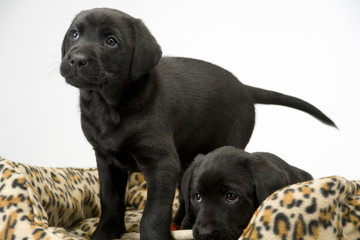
[{"left": 91, "top": 220, "right": 126, "bottom": 240}]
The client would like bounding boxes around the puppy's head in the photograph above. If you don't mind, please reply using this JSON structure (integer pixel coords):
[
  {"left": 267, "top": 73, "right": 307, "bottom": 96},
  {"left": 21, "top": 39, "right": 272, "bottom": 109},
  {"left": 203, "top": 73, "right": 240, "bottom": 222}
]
[
  {"left": 60, "top": 8, "right": 161, "bottom": 95},
  {"left": 182, "top": 146, "right": 290, "bottom": 240}
]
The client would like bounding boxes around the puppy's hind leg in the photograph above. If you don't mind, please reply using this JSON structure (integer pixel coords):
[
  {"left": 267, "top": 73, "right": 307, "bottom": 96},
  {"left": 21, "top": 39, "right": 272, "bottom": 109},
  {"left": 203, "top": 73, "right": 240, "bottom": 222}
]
[{"left": 91, "top": 152, "right": 128, "bottom": 240}]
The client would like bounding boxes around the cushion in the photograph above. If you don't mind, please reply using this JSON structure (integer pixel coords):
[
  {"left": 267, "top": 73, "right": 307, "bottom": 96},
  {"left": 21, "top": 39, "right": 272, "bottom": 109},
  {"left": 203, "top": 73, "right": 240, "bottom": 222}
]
[
  {"left": 1, "top": 156, "right": 360, "bottom": 240},
  {"left": 0, "top": 156, "right": 100, "bottom": 239},
  {"left": 240, "top": 176, "right": 360, "bottom": 239},
  {"left": 0, "top": 157, "right": 179, "bottom": 239}
]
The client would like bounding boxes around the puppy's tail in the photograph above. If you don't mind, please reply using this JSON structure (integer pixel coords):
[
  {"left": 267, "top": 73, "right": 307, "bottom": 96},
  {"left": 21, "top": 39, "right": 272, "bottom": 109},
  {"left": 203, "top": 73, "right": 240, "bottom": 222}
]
[{"left": 246, "top": 85, "right": 337, "bottom": 128}]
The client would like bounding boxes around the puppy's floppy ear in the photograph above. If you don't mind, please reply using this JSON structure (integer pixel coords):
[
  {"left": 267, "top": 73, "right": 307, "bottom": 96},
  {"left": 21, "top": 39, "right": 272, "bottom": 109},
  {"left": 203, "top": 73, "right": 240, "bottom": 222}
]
[
  {"left": 131, "top": 19, "right": 162, "bottom": 81},
  {"left": 181, "top": 154, "right": 204, "bottom": 228},
  {"left": 251, "top": 153, "right": 290, "bottom": 205}
]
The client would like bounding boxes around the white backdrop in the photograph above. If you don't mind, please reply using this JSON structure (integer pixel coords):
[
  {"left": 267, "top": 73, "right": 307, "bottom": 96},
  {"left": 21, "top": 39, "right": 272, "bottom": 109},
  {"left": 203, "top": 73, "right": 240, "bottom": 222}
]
[{"left": 0, "top": 0, "right": 359, "bottom": 179}]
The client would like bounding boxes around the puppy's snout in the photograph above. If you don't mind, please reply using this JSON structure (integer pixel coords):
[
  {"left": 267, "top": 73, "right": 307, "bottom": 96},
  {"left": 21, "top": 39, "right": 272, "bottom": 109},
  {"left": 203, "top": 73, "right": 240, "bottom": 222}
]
[
  {"left": 69, "top": 53, "right": 88, "bottom": 69},
  {"left": 194, "top": 224, "right": 215, "bottom": 240}
]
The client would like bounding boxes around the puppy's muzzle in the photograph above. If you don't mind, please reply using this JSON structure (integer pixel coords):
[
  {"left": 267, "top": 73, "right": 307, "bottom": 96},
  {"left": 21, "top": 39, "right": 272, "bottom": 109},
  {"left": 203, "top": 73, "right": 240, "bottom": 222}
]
[
  {"left": 61, "top": 48, "right": 108, "bottom": 89},
  {"left": 194, "top": 225, "right": 215, "bottom": 240}
]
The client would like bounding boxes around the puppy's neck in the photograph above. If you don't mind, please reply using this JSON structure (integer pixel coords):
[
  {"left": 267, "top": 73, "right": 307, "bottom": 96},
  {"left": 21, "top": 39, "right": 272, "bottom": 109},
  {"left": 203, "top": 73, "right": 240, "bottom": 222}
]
[
  {"left": 120, "top": 72, "right": 158, "bottom": 111},
  {"left": 80, "top": 70, "right": 157, "bottom": 112},
  {"left": 80, "top": 90, "right": 120, "bottom": 124}
]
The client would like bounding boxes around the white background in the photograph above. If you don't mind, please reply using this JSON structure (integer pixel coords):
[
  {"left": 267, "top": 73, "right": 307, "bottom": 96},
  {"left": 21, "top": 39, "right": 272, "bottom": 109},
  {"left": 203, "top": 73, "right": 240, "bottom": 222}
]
[{"left": 0, "top": 0, "right": 359, "bottom": 179}]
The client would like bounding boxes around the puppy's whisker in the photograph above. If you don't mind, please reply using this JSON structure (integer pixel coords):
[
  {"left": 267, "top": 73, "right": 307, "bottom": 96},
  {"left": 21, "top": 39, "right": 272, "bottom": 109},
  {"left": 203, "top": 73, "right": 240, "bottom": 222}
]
[{"left": 47, "top": 61, "right": 62, "bottom": 82}]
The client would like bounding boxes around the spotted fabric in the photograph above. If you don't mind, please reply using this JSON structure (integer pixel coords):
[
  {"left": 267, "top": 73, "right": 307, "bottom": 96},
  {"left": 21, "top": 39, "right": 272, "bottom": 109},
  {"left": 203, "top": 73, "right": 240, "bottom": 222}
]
[
  {"left": 0, "top": 157, "right": 179, "bottom": 240},
  {"left": 0, "top": 157, "right": 100, "bottom": 239},
  {"left": 240, "top": 176, "right": 360, "bottom": 240},
  {"left": 2, "top": 156, "right": 359, "bottom": 240}
]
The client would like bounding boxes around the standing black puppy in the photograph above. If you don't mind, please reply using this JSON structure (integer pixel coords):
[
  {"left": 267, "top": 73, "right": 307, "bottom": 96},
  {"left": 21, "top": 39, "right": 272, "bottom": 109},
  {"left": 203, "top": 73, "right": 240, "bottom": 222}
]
[
  {"left": 60, "top": 8, "right": 335, "bottom": 240},
  {"left": 181, "top": 146, "right": 313, "bottom": 240}
]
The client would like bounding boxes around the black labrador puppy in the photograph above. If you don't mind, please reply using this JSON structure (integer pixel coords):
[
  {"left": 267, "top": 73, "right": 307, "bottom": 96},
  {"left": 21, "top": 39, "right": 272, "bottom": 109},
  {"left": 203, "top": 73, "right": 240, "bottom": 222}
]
[
  {"left": 60, "top": 8, "right": 334, "bottom": 240},
  {"left": 181, "top": 146, "right": 313, "bottom": 240}
]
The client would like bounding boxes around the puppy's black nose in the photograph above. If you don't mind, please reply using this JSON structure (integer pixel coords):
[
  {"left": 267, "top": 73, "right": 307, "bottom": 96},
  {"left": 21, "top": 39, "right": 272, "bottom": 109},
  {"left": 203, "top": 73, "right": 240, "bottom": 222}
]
[{"left": 69, "top": 53, "right": 88, "bottom": 69}]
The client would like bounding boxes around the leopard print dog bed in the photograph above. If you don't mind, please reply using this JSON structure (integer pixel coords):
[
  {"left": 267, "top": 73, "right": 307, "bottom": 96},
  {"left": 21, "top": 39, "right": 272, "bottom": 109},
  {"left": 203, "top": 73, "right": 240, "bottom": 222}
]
[
  {"left": 0, "top": 157, "right": 179, "bottom": 240},
  {"left": 240, "top": 176, "right": 360, "bottom": 240},
  {"left": 0, "top": 157, "right": 101, "bottom": 239},
  {"left": 1, "top": 156, "right": 360, "bottom": 240}
]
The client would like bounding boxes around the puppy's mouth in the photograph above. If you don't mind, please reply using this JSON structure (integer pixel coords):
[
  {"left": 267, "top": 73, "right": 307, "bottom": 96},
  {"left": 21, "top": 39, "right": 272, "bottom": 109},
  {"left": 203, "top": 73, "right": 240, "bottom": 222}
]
[
  {"left": 193, "top": 225, "right": 243, "bottom": 240},
  {"left": 63, "top": 73, "right": 109, "bottom": 89},
  {"left": 60, "top": 62, "right": 110, "bottom": 89}
]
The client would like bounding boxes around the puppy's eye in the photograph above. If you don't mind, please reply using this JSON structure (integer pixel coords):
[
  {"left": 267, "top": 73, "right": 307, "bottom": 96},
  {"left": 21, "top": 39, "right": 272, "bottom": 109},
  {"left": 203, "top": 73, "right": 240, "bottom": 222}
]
[
  {"left": 194, "top": 192, "right": 202, "bottom": 203},
  {"left": 105, "top": 36, "right": 119, "bottom": 47},
  {"left": 225, "top": 192, "right": 238, "bottom": 203},
  {"left": 69, "top": 29, "right": 79, "bottom": 40}
]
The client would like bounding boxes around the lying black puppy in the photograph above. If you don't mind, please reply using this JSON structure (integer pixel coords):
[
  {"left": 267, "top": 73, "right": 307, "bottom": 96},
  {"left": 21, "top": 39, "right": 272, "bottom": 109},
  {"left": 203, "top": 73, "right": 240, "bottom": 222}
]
[
  {"left": 60, "top": 8, "right": 334, "bottom": 240},
  {"left": 181, "top": 146, "right": 313, "bottom": 240}
]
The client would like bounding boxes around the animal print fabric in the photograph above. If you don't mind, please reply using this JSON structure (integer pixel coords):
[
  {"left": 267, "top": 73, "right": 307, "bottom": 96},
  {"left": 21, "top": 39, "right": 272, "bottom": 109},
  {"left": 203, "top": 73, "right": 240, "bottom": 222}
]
[
  {"left": 240, "top": 176, "right": 360, "bottom": 240},
  {"left": 0, "top": 157, "right": 148, "bottom": 240},
  {"left": 1, "top": 156, "right": 359, "bottom": 240},
  {"left": 0, "top": 157, "right": 180, "bottom": 240}
]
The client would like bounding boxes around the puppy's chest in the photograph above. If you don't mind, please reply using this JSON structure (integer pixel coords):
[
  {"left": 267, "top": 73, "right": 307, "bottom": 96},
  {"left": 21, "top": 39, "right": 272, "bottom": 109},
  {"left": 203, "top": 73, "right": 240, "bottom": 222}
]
[{"left": 80, "top": 95, "right": 124, "bottom": 151}]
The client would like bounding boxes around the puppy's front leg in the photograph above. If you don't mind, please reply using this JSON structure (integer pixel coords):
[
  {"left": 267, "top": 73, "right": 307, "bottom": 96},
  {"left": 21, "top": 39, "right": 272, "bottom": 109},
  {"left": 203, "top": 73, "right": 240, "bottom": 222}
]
[
  {"left": 138, "top": 152, "right": 180, "bottom": 240},
  {"left": 91, "top": 151, "right": 128, "bottom": 240}
]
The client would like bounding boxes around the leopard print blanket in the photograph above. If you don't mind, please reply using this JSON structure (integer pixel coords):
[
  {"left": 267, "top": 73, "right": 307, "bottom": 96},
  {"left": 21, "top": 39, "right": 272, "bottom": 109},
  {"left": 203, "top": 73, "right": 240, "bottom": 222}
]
[
  {"left": 241, "top": 176, "right": 360, "bottom": 240},
  {"left": 1, "top": 156, "right": 359, "bottom": 239},
  {"left": 0, "top": 157, "right": 178, "bottom": 240}
]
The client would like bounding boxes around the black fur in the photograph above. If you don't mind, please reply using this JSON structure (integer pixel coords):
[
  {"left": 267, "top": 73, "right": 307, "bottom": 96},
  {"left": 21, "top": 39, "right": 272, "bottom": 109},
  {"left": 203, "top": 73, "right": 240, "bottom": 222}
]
[
  {"left": 181, "top": 146, "right": 313, "bottom": 240},
  {"left": 60, "top": 8, "right": 335, "bottom": 240}
]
